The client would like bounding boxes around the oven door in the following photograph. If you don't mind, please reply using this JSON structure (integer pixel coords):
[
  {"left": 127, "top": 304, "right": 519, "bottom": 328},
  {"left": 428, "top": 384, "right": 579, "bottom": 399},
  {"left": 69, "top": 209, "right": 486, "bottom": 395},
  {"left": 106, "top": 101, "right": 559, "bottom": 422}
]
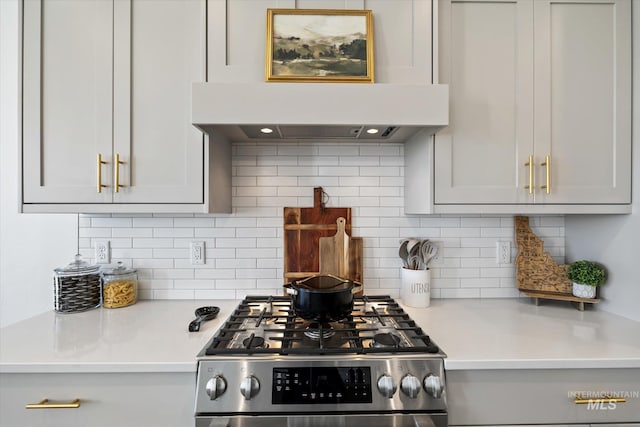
[{"left": 196, "top": 414, "right": 447, "bottom": 427}]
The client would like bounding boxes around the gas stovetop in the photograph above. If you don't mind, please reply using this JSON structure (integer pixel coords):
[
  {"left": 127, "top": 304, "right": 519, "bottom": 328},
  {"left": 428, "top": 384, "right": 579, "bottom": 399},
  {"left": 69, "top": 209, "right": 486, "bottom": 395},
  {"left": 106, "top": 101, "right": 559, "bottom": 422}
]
[{"left": 198, "top": 295, "right": 444, "bottom": 357}]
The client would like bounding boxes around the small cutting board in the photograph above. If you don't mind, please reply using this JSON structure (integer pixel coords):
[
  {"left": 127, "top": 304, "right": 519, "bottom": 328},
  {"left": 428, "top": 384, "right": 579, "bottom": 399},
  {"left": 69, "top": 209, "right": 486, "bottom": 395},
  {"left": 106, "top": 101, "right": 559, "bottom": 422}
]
[{"left": 319, "top": 217, "right": 363, "bottom": 294}]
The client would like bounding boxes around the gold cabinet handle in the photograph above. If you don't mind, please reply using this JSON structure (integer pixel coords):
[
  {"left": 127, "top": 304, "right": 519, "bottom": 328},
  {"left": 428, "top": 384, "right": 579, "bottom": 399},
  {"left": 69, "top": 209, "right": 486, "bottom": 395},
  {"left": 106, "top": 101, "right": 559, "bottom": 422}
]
[
  {"left": 574, "top": 394, "right": 626, "bottom": 405},
  {"left": 97, "top": 154, "right": 108, "bottom": 193},
  {"left": 524, "top": 154, "right": 534, "bottom": 194},
  {"left": 114, "top": 153, "right": 124, "bottom": 193},
  {"left": 540, "top": 155, "right": 550, "bottom": 194},
  {"left": 26, "top": 398, "right": 81, "bottom": 409}
]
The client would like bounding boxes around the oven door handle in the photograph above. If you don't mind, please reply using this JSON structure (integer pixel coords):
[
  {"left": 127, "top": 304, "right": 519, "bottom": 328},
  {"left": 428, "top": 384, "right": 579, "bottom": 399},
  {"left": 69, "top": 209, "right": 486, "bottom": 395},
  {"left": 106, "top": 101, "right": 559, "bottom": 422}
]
[{"left": 196, "top": 414, "right": 446, "bottom": 427}]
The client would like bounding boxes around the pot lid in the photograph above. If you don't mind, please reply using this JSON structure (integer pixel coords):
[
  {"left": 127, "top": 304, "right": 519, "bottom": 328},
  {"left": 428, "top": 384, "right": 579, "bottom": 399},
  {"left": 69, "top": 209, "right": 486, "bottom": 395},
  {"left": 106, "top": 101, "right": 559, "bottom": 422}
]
[{"left": 294, "top": 274, "right": 351, "bottom": 291}]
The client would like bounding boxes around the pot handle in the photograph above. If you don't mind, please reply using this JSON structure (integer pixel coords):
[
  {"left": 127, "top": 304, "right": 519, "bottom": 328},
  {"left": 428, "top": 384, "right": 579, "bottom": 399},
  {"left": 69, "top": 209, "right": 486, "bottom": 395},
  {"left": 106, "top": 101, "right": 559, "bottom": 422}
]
[
  {"left": 351, "top": 281, "right": 363, "bottom": 294},
  {"left": 283, "top": 283, "right": 297, "bottom": 296}
]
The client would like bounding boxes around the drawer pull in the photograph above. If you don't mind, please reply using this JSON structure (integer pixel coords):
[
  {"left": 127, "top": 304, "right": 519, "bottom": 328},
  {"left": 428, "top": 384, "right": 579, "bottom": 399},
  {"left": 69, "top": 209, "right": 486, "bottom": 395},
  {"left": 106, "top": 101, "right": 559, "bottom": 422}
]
[
  {"left": 25, "top": 398, "right": 81, "bottom": 409},
  {"left": 574, "top": 394, "right": 626, "bottom": 404}
]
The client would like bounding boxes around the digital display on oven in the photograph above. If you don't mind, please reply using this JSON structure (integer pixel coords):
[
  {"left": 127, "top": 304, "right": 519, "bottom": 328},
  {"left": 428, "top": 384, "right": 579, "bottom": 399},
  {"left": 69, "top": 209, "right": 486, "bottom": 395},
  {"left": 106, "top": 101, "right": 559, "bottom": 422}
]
[{"left": 272, "top": 367, "right": 373, "bottom": 404}]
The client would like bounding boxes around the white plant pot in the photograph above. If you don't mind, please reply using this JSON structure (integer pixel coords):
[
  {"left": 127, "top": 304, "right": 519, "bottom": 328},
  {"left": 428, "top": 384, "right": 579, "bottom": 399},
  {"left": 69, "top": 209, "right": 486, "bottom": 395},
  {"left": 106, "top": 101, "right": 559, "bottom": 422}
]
[
  {"left": 572, "top": 282, "right": 596, "bottom": 299},
  {"left": 400, "top": 268, "right": 431, "bottom": 308}
]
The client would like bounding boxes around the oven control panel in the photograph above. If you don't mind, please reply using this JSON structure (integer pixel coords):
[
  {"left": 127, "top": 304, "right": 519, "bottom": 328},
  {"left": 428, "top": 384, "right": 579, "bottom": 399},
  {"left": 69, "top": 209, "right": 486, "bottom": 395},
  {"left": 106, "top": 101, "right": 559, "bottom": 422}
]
[{"left": 272, "top": 367, "right": 373, "bottom": 404}]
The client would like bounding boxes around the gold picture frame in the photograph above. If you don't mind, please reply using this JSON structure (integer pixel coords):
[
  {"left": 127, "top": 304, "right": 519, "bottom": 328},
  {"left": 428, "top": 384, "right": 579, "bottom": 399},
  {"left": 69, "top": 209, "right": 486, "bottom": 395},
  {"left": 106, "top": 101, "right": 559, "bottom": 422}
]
[{"left": 265, "top": 9, "right": 374, "bottom": 83}]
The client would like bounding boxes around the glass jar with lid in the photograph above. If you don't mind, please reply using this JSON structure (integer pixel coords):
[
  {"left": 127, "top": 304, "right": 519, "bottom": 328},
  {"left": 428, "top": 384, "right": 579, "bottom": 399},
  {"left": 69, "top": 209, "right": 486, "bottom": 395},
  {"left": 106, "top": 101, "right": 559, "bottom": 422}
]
[
  {"left": 53, "top": 254, "right": 102, "bottom": 313},
  {"left": 101, "top": 262, "right": 138, "bottom": 309}
]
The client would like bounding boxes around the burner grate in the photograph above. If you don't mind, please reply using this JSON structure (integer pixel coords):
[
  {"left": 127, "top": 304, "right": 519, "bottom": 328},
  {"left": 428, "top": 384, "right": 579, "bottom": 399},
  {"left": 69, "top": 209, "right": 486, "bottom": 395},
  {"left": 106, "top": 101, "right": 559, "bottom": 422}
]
[{"left": 204, "top": 295, "right": 440, "bottom": 356}]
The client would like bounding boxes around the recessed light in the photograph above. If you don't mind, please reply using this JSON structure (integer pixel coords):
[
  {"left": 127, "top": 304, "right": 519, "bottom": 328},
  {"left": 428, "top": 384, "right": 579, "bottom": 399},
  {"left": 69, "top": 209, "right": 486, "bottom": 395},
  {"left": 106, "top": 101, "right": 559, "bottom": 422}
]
[
  {"left": 260, "top": 127, "right": 274, "bottom": 134},
  {"left": 366, "top": 128, "right": 379, "bottom": 134}
]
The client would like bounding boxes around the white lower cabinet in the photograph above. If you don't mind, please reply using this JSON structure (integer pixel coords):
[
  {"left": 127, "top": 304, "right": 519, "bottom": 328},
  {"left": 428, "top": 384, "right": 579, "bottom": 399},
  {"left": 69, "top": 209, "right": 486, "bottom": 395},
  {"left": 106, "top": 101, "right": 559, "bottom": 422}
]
[
  {"left": 0, "top": 372, "right": 195, "bottom": 427},
  {"left": 447, "top": 368, "right": 640, "bottom": 426}
]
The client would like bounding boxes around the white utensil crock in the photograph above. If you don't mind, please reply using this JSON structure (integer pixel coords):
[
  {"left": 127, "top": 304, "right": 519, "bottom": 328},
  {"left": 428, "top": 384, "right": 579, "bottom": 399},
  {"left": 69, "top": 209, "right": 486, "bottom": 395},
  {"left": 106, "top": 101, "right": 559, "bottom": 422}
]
[{"left": 400, "top": 267, "right": 431, "bottom": 308}]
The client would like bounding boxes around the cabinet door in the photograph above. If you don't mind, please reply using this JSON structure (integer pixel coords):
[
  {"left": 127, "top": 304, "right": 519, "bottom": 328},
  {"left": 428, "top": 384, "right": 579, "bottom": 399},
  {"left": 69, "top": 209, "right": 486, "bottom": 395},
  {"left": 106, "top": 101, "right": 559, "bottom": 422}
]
[
  {"left": 112, "top": 0, "right": 205, "bottom": 204},
  {"left": 533, "top": 0, "right": 631, "bottom": 204},
  {"left": 434, "top": 0, "right": 534, "bottom": 205},
  {"left": 22, "top": 0, "right": 113, "bottom": 204}
]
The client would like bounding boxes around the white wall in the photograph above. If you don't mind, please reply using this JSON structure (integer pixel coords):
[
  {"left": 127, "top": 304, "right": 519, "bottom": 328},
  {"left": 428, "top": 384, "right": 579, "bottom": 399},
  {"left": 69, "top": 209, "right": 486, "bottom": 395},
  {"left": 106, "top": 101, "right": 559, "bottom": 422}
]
[
  {"left": 564, "top": 4, "right": 640, "bottom": 322},
  {"left": 0, "top": 0, "right": 77, "bottom": 327}
]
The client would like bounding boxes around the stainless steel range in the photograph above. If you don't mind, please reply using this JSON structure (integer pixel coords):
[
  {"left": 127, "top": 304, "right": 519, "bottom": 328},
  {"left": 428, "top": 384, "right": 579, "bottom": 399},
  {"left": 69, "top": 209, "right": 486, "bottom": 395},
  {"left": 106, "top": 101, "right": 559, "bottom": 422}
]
[{"left": 195, "top": 295, "right": 447, "bottom": 427}]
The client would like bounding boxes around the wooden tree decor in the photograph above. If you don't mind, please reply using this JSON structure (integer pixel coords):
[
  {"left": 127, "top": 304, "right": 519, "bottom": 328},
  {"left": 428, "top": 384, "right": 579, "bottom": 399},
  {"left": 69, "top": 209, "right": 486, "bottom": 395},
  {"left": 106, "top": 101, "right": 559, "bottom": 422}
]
[{"left": 515, "top": 216, "right": 572, "bottom": 295}]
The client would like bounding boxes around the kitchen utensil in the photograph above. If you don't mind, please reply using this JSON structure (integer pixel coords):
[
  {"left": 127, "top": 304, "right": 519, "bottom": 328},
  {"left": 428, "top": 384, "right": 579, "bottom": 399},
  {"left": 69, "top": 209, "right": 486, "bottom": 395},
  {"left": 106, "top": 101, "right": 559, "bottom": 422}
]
[
  {"left": 399, "top": 239, "right": 410, "bottom": 268},
  {"left": 406, "top": 238, "right": 421, "bottom": 257},
  {"left": 188, "top": 306, "right": 220, "bottom": 332},
  {"left": 284, "top": 274, "right": 362, "bottom": 322},
  {"left": 420, "top": 240, "right": 438, "bottom": 268},
  {"left": 283, "top": 187, "right": 352, "bottom": 283},
  {"left": 407, "top": 241, "right": 422, "bottom": 269}
]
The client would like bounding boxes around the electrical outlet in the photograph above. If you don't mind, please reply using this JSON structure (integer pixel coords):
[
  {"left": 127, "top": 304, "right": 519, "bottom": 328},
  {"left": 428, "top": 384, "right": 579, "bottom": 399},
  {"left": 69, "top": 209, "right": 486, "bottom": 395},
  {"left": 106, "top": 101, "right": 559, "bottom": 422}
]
[
  {"left": 496, "top": 241, "right": 511, "bottom": 265},
  {"left": 95, "top": 240, "right": 110, "bottom": 264},
  {"left": 430, "top": 241, "right": 445, "bottom": 267},
  {"left": 190, "top": 241, "right": 205, "bottom": 265}
]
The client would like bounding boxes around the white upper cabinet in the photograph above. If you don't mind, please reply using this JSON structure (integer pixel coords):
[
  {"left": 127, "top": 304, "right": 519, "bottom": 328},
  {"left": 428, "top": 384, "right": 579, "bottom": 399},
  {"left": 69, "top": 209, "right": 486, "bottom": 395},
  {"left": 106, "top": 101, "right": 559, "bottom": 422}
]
[
  {"left": 207, "top": 0, "right": 433, "bottom": 84},
  {"left": 432, "top": 0, "right": 631, "bottom": 213},
  {"left": 22, "top": 0, "right": 212, "bottom": 212}
]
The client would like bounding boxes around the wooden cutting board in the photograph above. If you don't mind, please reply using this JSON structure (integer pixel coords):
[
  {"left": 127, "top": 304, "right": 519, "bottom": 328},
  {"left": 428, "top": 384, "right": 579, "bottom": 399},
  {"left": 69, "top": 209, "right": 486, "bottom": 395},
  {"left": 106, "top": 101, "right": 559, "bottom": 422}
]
[
  {"left": 319, "top": 217, "right": 363, "bottom": 295},
  {"left": 283, "top": 187, "right": 351, "bottom": 283}
]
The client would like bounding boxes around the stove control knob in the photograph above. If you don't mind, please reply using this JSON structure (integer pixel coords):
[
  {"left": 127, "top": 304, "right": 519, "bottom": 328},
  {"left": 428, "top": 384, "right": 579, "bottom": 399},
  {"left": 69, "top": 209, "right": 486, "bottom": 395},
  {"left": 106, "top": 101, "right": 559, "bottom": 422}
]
[
  {"left": 400, "top": 374, "right": 421, "bottom": 398},
  {"left": 377, "top": 374, "right": 397, "bottom": 398},
  {"left": 423, "top": 374, "right": 444, "bottom": 399},
  {"left": 240, "top": 376, "right": 260, "bottom": 400},
  {"left": 205, "top": 375, "right": 227, "bottom": 400}
]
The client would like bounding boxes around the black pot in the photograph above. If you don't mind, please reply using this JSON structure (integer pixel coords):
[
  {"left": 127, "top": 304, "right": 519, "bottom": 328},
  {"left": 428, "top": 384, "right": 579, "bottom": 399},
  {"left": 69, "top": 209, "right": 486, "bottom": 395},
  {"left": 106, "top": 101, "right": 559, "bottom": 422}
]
[{"left": 285, "top": 274, "right": 362, "bottom": 322}]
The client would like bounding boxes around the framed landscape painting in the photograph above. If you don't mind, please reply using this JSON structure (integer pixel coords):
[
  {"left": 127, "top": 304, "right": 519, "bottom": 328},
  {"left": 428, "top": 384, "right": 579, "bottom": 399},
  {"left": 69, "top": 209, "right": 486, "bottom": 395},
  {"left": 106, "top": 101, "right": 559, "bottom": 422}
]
[{"left": 265, "top": 9, "right": 374, "bottom": 83}]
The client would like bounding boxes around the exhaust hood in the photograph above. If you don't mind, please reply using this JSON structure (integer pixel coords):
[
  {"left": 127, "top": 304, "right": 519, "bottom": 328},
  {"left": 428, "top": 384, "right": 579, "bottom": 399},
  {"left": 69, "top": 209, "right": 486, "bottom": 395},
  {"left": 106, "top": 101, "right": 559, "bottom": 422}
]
[{"left": 192, "top": 83, "right": 448, "bottom": 142}]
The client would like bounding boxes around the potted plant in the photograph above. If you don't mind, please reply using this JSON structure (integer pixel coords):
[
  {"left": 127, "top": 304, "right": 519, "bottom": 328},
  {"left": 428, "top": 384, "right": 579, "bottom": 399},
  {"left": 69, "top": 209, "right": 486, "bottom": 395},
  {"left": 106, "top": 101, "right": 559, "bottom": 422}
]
[{"left": 567, "top": 260, "right": 606, "bottom": 299}]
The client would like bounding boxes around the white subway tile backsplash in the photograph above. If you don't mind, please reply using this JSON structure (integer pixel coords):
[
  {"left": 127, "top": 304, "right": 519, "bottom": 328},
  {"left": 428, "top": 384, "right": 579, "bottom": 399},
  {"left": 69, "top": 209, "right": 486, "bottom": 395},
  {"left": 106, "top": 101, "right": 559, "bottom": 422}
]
[
  {"left": 133, "top": 218, "right": 174, "bottom": 228},
  {"left": 113, "top": 228, "right": 153, "bottom": 238},
  {"left": 91, "top": 217, "right": 132, "bottom": 228},
  {"left": 78, "top": 141, "right": 566, "bottom": 301},
  {"left": 319, "top": 166, "right": 359, "bottom": 176},
  {"left": 359, "top": 145, "right": 401, "bottom": 156},
  {"left": 133, "top": 238, "right": 174, "bottom": 248},
  {"left": 360, "top": 166, "right": 400, "bottom": 177},
  {"left": 80, "top": 228, "right": 112, "bottom": 238},
  {"left": 156, "top": 228, "right": 194, "bottom": 238}
]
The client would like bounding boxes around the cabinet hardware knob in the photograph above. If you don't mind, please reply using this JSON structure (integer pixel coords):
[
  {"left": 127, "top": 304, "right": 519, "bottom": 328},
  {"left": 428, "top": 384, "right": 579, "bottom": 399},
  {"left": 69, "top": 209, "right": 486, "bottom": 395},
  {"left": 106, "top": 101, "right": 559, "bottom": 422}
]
[{"left": 25, "top": 398, "right": 81, "bottom": 409}]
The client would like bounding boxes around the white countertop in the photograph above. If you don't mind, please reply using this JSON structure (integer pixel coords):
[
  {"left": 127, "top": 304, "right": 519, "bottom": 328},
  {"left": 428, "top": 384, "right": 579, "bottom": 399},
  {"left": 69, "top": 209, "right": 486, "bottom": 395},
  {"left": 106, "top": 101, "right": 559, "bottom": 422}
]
[
  {"left": 1, "top": 298, "right": 639, "bottom": 374},
  {"left": 401, "top": 298, "right": 640, "bottom": 370},
  {"left": 0, "top": 300, "right": 238, "bottom": 374}
]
